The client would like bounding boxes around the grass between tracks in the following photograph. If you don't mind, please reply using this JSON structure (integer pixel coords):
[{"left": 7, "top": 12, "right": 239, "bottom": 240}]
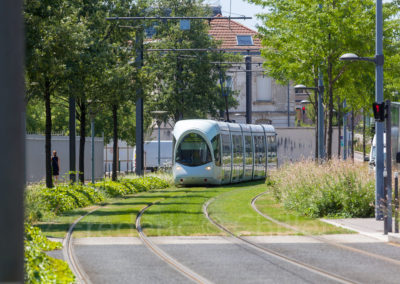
[{"left": 39, "top": 179, "right": 347, "bottom": 238}]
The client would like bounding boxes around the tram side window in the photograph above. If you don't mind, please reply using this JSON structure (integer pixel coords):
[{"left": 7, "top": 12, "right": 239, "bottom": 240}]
[
  {"left": 211, "top": 134, "right": 221, "bottom": 166},
  {"left": 267, "top": 135, "right": 277, "bottom": 166},
  {"left": 221, "top": 134, "right": 231, "bottom": 160},
  {"left": 245, "top": 135, "right": 253, "bottom": 165}
]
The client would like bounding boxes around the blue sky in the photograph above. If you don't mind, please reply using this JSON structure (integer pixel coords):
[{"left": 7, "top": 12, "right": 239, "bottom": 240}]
[
  {"left": 205, "top": 0, "right": 263, "bottom": 31},
  {"left": 205, "top": 0, "right": 394, "bottom": 31}
]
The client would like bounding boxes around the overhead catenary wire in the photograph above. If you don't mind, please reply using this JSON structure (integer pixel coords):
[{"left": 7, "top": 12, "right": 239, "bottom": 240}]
[{"left": 107, "top": 16, "right": 252, "bottom": 20}]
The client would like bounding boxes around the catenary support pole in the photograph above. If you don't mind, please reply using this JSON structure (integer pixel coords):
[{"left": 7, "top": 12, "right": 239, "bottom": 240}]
[
  {"left": 157, "top": 120, "right": 161, "bottom": 168},
  {"left": 135, "top": 29, "right": 144, "bottom": 176},
  {"left": 69, "top": 96, "right": 76, "bottom": 182},
  {"left": 375, "top": 0, "right": 385, "bottom": 220},
  {"left": 0, "top": 0, "right": 24, "bottom": 281},
  {"left": 245, "top": 56, "right": 252, "bottom": 124},
  {"left": 386, "top": 100, "right": 392, "bottom": 232},
  {"left": 91, "top": 116, "right": 95, "bottom": 184},
  {"left": 287, "top": 82, "right": 290, "bottom": 127},
  {"left": 343, "top": 99, "right": 347, "bottom": 160},
  {"left": 318, "top": 69, "right": 325, "bottom": 160},
  {"left": 395, "top": 172, "right": 399, "bottom": 233}
]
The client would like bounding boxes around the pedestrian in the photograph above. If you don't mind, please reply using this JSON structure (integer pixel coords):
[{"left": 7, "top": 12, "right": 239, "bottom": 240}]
[{"left": 51, "top": 150, "right": 60, "bottom": 184}]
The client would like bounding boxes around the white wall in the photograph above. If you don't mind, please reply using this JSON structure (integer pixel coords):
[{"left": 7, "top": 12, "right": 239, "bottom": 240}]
[{"left": 26, "top": 135, "right": 104, "bottom": 183}]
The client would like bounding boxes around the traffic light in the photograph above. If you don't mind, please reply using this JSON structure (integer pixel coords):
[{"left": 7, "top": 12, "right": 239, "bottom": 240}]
[
  {"left": 302, "top": 106, "right": 305, "bottom": 115},
  {"left": 372, "top": 102, "right": 385, "bottom": 122}
]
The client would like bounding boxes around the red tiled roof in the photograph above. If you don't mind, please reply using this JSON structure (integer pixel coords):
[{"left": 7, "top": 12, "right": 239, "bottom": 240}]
[{"left": 209, "top": 14, "right": 261, "bottom": 50}]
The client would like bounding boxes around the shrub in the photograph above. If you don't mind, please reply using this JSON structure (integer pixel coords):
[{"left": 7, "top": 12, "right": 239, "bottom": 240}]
[
  {"left": 25, "top": 224, "right": 75, "bottom": 283},
  {"left": 41, "top": 184, "right": 105, "bottom": 215},
  {"left": 270, "top": 159, "right": 375, "bottom": 218}
]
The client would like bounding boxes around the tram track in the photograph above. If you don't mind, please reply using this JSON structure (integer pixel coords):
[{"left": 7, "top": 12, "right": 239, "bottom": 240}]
[
  {"left": 63, "top": 206, "right": 101, "bottom": 284},
  {"left": 136, "top": 201, "right": 213, "bottom": 284},
  {"left": 251, "top": 191, "right": 400, "bottom": 267},
  {"left": 203, "top": 197, "right": 357, "bottom": 284}
]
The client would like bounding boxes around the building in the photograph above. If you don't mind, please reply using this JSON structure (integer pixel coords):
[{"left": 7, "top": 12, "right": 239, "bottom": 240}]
[{"left": 209, "top": 14, "right": 296, "bottom": 127}]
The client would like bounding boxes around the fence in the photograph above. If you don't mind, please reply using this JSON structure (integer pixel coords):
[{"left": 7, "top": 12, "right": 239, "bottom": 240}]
[{"left": 26, "top": 134, "right": 104, "bottom": 183}]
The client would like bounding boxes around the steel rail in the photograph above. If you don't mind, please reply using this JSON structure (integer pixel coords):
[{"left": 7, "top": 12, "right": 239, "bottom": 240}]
[
  {"left": 251, "top": 191, "right": 400, "bottom": 266},
  {"left": 63, "top": 206, "right": 101, "bottom": 284},
  {"left": 203, "top": 198, "right": 356, "bottom": 284},
  {"left": 136, "top": 202, "right": 213, "bottom": 284}
]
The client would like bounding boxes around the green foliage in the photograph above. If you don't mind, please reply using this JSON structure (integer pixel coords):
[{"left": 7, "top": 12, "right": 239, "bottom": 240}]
[
  {"left": 26, "top": 176, "right": 171, "bottom": 221},
  {"left": 93, "top": 176, "right": 170, "bottom": 197},
  {"left": 41, "top": 184, "right": 105, "bottom": 215},
  {"left": 145, "top": 0, "right": 240, "bottom": 122},
  {"left": 25, "top": 224, "right": 74, "bottom": 283},
  {"left": 270, "top": 160, "right": 375, "bottom": 218}
]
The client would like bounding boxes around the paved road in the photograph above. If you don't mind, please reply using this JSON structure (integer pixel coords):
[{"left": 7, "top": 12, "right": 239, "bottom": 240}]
[{"left": 73, "top": 235, "right": 400, "bottom": 284}]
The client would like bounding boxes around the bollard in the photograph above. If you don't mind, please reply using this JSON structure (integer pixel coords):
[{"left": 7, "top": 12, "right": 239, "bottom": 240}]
[{"left": 396, "top": 172, "right": 399, "bottom": 233}]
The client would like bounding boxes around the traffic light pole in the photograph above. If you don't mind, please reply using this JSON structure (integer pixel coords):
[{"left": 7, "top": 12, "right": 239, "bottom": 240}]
[
  {"left": 375, "top": 0, "right": 384, "bottom": 220},
  {"left": 318, "top": 69, "right": 325, "bottom": 160},
  {"left": 343, "top": 99, "right": 347, "bottom": 160}
]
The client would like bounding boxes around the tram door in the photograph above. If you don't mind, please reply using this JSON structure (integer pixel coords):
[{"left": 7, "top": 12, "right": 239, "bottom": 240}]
[
  {"left": 267, "top": 135, "right": 278, "bottom": 169},
  {"left": 221, "top": 132, "right": 232, "bottom": 184},
  {"left": 253, "top": 135, "right": 266, "bottom": 179}
]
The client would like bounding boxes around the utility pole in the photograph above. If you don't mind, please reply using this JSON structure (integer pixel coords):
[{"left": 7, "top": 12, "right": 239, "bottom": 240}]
[
  {"left": 343, "top": 99, "right": 347, "bottom": 160},
  {"left": 287, "top": 82, "right": 290, "bottom": 127},
  {"left": 318, "top": 69, "right": 325, "bottom": 160},
  {"left": 0, "top": 0, "right": 24, "bottom": 281},
  {"left": 245, "top": 56, "right": 252, "bottom": 124},
  {"left": 69, "top": 95, "right": 76, "bottom": 182},
  {"left": 135, "top": 29, "right": 144, "bottom": 176}
]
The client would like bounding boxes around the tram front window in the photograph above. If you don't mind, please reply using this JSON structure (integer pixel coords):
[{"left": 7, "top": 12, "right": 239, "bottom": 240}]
[{"left": 175, "top": 133, "right": 212, "bottom": 167}]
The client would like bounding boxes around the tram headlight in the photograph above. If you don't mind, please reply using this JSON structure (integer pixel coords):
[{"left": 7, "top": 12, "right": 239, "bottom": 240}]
[
  {"left": 176, "top": 165, "right": 182, "bottom": 171},
  {"left": 205, "top": 166, "right": 211, "bottom": 171}
]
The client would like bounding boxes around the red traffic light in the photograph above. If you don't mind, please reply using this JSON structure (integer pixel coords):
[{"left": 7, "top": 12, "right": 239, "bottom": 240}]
[
  {"left": 372, "top": 102, "right": 385, "bottom": 122},
  {"left": 302, "top": 106, "right": 305, "bottom": 111}
]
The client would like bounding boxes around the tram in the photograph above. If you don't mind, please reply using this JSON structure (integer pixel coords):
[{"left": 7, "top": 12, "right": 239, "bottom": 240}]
[{"left": 172, "top": 119, "right": 277, "bottom": 185}]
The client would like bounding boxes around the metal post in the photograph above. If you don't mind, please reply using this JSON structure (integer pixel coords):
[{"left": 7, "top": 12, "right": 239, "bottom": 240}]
[
  {"left": 318, "top": 69, "right": 325, "bottom": 160},
  {"left": 135, "top": 29, "right": 144, "bottom": 176},
  {"left": 287, "top": 82, "right": 290, "bottom": 127},
  {"left": 395, "top": 172, "right": 399, "bottom": 233},
  {"left": 69, "top": 95, "right": 76, "bottom": 182},
  {"left": 343, "top": 99, "right": 347, "bottom": 160},
  {"left": 0, "top": 1, "right": 24, "bottom": 281},
  {"left": 245, "top": 56, "right": 252, "bottom": 124},
  {"left": 375, "top": 0, "right": 384, "bottom": 220},
  {"left": 157, "top": 120, "right": 161, "bottom": 168},
  {"left": 386, "top": 100, "right": 392, "bottom": 232},
  {"left": 91, "top": 116, "right": 95, "bottom": 184}
]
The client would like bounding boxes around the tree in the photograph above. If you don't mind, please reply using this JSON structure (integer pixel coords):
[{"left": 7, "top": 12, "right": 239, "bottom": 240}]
[
  {"left": 248, "top": 0, "right": 377, "bottom": 159},
  {"left": 145, "top": 0, "right": 239, "bottom": 122},
  {"left": 25, "top": 0, "right": 88, "bottom": 187}
]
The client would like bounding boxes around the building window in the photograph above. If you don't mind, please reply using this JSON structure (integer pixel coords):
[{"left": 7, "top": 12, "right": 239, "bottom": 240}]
[
  {"left": 237, "top": 35, "right": 253, "bottom": 46},
  {"left": 256, "top": 75, "right": 272, "bottom": 101}
]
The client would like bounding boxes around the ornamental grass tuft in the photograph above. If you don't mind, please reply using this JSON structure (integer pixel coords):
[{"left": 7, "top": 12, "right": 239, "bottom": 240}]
[{"left": 270, "top": 159, "right": 375, "bottom": 218}]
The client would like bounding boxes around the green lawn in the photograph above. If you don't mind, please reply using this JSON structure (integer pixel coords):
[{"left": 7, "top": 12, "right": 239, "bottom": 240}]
[
  {"left": 254, "top": 190, "right": 352, "bottom": 235},
  {"left": 37, "top": 180, "right": 350, "bottom": 238}
]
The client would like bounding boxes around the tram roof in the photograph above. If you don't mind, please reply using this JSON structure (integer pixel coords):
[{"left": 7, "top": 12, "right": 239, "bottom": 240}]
[{"left": 173, "top": 119, "right": 275, "bottom": 138}]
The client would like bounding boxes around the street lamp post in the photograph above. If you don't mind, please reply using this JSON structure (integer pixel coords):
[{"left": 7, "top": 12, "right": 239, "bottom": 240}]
[
  {"left": 294, "top": 84, "right": 325, "bottom": 161},
  {"left": 90, "top": 112, "right": 95, "bottom": 184},
  {"left": 339, "top": 0, "right": 384, "bottom": 220},
  {"left": 151, "top": 111, "right": 168, "bottom": 170}
]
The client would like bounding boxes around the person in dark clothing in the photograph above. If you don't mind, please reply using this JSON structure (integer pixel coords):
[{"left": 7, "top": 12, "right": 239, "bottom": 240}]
[{"left": 51, "top": 150, "right": 60, "bottom": 184}]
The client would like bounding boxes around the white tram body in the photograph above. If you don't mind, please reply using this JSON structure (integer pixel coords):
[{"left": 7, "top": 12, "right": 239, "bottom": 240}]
[{"left": 173, "top": 119, "right": 277, "bottom": 185}]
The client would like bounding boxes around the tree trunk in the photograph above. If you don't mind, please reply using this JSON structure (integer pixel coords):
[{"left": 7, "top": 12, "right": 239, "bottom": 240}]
[
  {"left": 112, "top": 104, "right": 118, "bottom": 181},
  {"left": 45, "top": 78, "right": 53, "bottom": 188},
  {"left": 337, "top": 97, "right": 341, "bottom": 158},
  {"left": 327, "top": 61, "right": 334, "bottom": 159},
  {"left": 79, "top": 100, "right": 86, "bottom": 184}
]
